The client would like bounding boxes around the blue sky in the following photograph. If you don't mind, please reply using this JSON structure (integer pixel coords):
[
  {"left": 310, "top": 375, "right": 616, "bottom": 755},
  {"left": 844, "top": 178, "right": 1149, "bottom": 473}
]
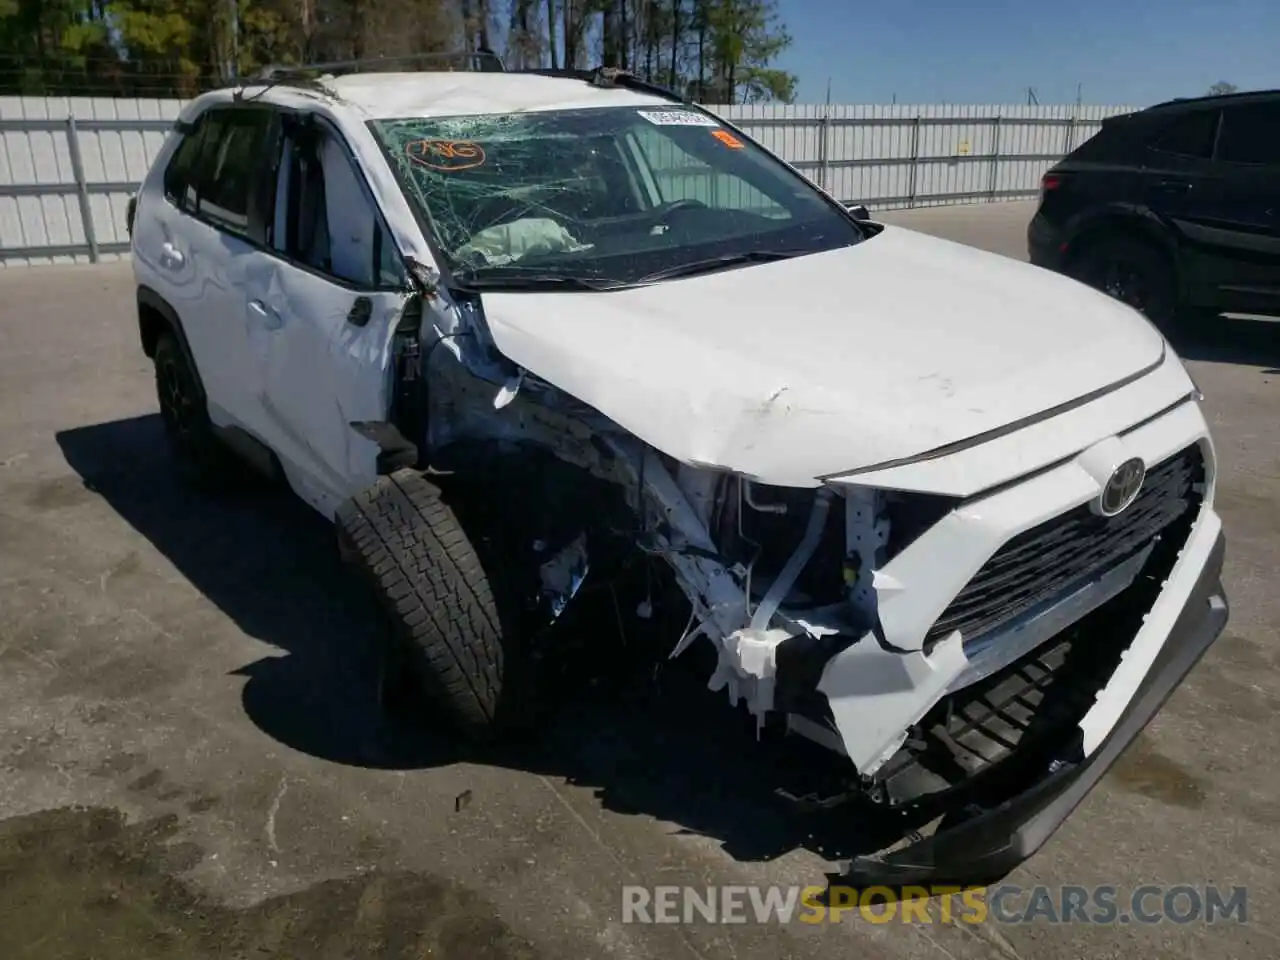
[{"left": 774, "top": 0, "right": 1278, "bottom": 107}]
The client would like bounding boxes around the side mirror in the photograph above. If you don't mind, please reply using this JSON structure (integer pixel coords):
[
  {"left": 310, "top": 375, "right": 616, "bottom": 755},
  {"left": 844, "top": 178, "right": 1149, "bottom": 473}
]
[{"left": 845, "top": 203, "right": 870, "bottom": 221}]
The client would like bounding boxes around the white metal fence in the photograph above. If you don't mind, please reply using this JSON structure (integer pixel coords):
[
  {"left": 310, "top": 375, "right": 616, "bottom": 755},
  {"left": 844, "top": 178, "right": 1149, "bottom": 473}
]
[{"left": 0, "top": 96, "right": 1136, "bottom": 267}]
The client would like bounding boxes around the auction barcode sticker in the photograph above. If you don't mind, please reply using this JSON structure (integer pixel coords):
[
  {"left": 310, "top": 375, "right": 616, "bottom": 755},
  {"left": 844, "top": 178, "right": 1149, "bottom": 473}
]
[{"left": 637, "top": 109, "right": 720, "bottom": 127}]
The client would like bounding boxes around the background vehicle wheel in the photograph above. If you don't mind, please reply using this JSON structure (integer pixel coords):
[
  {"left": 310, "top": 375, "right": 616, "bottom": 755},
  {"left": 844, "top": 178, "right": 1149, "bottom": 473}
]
[
  {"left": 153, "top": 332, "right": 231, "bottom": 488},
  {"left": 1069, "top": 237, "right": 1179, "bottom": 329},
  {"left": 336, "top": 469, "right": 527, "bottom": 742},
  {"left": 1170, "top": 305, "right": 1220, "bottom": 340}
]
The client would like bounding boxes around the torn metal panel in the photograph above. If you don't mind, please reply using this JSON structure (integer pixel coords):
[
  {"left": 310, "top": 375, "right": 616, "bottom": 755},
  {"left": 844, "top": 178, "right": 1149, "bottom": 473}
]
[{"left": 419, "top": 339, "right": 902, "bottom": 766}]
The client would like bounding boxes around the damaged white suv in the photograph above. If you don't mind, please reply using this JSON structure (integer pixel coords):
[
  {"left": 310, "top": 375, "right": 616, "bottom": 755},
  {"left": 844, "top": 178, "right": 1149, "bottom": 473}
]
[{"left": 128, "top": 55, "right": 1228, "bottom": 885}]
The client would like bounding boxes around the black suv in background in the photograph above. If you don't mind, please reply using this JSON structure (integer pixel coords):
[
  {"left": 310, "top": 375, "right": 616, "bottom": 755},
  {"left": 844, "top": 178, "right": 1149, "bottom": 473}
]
[{"left": 1028, "top": 89, "right": 1280, "bottom": 328}]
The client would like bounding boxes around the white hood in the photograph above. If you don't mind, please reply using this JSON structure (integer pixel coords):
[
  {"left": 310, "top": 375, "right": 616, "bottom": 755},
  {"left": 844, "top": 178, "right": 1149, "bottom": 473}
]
[{"left": 479, "top": 225, "right": 1167, "bottom": 487}]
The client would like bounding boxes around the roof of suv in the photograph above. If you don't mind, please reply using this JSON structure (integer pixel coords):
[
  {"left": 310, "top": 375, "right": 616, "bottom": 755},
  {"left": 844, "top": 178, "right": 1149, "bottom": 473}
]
[
  {"left": 1142, "top": 87, "right": 1280, "bottom": 114},
  {"left": 233, "top": 70, "right": 678, "bottom": 121},
  {"left": 1087, "top": 87, "right": 1279, "bottom": 134}
]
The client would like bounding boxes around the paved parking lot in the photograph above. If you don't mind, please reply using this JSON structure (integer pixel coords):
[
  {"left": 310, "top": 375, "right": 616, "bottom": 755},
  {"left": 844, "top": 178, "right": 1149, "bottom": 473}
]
[{"left": 1, "top": 200, "right": 1277, "bottom": 960}]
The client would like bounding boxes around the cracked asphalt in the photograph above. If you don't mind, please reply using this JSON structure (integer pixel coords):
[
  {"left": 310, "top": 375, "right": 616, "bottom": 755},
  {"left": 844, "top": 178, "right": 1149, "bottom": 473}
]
[{"left": 1, "top": 200, "right": 1277, "bottom": 959}]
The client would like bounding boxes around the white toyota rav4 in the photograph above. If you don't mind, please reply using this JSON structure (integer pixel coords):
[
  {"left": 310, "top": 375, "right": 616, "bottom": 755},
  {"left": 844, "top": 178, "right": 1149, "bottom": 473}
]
[{"left": 128, "top": 56, "right": 1228, "bottom": 885}]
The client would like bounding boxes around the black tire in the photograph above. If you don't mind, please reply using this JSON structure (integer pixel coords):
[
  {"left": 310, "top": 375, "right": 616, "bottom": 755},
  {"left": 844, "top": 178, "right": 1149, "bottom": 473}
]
[
  {"left": 1170, "top": 305, "right": 1220, "bottom": 339},
  {"left": 153, "top": 332, "right": 231, "bottom": 488},
  {"left": 1069, "top": 237, "right": 1179, "bottom": 329},
  {"left": 335, "top": 469, "right": 525, "bottom": 741}
]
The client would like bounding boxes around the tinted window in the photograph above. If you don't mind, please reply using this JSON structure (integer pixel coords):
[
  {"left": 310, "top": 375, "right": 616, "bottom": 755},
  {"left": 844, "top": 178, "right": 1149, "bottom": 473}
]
[
  {"left": 1066, "top": 115, "right": 1152, "bottom": 163},
  {"left": 1149, "top": 110, "right": 1219, "bottom": 159},
  {"left": 196, "top": 110, "right": 273, "bottom": 234},
  {"left": 163, "top": 123, "right": 205, "bottom": 208},
  {"left": 1216, "top": 102, "right": 1280, "bottom": 165}
]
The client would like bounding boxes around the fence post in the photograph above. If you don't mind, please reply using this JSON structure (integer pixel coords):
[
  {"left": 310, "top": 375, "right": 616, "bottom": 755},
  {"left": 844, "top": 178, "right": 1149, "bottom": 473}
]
[
  {"left": 817, "top": 109, "right": 831, "bottom": 192},
  {"left": 988, "top": 114, "right": 1002, "bottom": 201},
  {"left": 1064, "top": 114, "right": 1077, "bottom": 154},
  {"left": 65, "top": 115, "right": 99, "bottom": 264},
  {"left": 907, "top": 115, "right": 921, "bottom": 208}
]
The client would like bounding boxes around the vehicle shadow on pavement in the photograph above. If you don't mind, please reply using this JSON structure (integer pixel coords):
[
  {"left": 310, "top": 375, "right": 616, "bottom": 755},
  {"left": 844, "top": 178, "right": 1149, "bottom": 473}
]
[
  {"left": 56, "top": 414, "right": 901, "bottom": 871},
  {"left": 1166, "top": 313, "right": 1280, "bottom": 369},
  {"left": 56, "top": 414, "right": 453, "bottom": 772}
]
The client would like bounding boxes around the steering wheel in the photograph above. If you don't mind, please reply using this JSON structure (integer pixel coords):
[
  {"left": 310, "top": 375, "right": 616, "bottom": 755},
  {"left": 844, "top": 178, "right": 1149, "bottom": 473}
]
[{"left": 651, "top": 198, "right": 709, "bottom": 220}]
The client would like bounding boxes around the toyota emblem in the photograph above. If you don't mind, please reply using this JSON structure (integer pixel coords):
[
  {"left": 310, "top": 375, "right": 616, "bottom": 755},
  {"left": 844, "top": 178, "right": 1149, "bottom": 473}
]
[{"left": 1097, "top": 457, "right": 1146, "bottom": 516}]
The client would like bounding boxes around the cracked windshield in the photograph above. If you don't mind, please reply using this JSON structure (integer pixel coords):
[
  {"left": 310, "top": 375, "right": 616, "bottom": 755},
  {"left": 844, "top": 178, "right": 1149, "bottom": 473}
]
[{"left": 372, "top": 106, "right": 863, "bottom": 286}]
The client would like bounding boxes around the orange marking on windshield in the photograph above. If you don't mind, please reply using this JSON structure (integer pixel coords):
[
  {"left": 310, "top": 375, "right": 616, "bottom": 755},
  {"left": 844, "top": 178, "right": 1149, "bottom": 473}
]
[
  {"left": 405, "top": 139, "right": 487, "bottom": 171},
  {"left": 711, "top": 129, "right": 744, "bottom": 149}
]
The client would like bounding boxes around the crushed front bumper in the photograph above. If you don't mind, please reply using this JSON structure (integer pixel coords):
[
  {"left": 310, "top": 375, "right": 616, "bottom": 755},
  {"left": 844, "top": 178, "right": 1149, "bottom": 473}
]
[{"left": 837, "top": 527, "right": 1227, "bottom": 887}]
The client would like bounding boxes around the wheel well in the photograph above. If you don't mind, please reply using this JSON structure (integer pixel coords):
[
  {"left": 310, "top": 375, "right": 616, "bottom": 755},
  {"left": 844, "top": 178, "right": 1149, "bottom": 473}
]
[
  {"left": 138, "top": 301, "right": 169, "bottom": 359},
  {"left": 137, "top": 289, "right": 208, "bottom": 400},
  {"left": 1063, "top": 215, "right": 1178, "bottom": 278}
]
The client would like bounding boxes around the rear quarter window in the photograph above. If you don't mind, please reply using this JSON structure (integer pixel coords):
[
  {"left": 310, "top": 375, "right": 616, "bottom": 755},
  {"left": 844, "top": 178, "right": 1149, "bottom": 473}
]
[
  {"left": 1064, "top": 128, "right": 1121, "bottom": 163},
  {"left": 1063, "top": 116, "right": 1151, "bottom": 164}
]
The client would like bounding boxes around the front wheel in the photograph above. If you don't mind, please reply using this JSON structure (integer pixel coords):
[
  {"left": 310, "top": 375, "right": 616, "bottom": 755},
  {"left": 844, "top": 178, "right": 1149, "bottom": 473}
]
[
  {"left": 1070, "top": 237, "right": 1179, "bottom": 329},
  {"left": 336, "top": 470, "right": 530, "bottom": 742}
]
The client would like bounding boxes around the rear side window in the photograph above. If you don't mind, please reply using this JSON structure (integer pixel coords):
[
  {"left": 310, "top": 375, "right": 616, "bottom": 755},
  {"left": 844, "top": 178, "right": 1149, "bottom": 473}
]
[
  {"left": 195, "top": 111, "right": 274, "bottom": 235},
  {"left": 161, "top": 107, "right": 273, "bottom": 238},
  {"left": 1149, "top": 110, "right": 1219, "bottom": 159},
  {"left": 1216, "top": 102, "right": 1280, "bottom": 165}
]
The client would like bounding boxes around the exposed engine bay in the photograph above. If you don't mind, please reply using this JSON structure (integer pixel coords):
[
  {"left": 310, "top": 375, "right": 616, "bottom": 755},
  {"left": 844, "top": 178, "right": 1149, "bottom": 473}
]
[{"left": 393, "top": 290, "right": 905, "bottom": 760}]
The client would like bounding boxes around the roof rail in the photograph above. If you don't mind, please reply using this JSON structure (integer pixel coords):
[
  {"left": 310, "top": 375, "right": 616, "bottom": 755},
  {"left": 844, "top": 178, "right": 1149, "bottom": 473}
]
[
  {"left": 515, "top": 65, "right": 688, "bottom": 104},
  {"left": 244, "top": 48, "right": 505, "bottom": 85},
  {"left": 1145, "top": 87, "right": 1280, "bottom": 111}
]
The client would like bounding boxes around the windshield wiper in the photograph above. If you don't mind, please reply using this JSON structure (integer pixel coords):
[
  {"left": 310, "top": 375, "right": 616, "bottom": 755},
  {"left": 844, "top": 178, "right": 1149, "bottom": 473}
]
[
  {"left": 449, "top": 270, "right": 627, "bottom": 292},
  {"left": 637, "top": 249, "right": 806, "bottom": 284}
]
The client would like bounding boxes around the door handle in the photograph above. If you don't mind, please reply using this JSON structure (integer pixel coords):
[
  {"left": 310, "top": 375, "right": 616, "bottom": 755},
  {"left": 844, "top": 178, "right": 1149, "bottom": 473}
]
[
  {"left": 1154, "top": 179, "right": 1192, "bottom": 194},
  {"left": 249, "top": 299, "right": 283, "bottom": 330},
  {"left": 347, "top": 296, "right": 373, "bottom": 327},
  {"left": 159, "top": 241, "right": 185, "bottom": 267}
]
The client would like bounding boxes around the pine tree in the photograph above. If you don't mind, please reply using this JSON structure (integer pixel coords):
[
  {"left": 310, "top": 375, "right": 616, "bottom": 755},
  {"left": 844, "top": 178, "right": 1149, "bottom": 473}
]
[{"left": 0, "top": 0, "right": 795, "bottom": 101}]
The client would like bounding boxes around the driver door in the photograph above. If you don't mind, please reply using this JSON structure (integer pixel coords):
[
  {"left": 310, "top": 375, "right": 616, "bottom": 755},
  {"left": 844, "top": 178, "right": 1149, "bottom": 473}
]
[{"left": 239, "top": 113, "right": 414, "bottom": 518}]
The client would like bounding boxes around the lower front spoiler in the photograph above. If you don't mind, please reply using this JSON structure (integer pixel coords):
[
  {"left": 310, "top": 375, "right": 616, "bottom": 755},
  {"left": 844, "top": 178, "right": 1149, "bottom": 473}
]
[{"left": 838, "top": 530, "right": 1228, "bottom": 888}]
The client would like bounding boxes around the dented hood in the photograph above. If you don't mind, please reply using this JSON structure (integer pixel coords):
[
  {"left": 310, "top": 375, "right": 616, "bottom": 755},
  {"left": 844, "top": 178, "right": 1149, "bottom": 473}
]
[{"left": 479, "top": 225, "right": 1167, "bottom": 487}]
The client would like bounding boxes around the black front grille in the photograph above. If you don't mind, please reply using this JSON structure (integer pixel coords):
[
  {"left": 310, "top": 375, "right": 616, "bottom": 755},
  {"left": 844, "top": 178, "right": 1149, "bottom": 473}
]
[{"left": 925, "top": 443, "right": 1205, "bottom": 648}]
